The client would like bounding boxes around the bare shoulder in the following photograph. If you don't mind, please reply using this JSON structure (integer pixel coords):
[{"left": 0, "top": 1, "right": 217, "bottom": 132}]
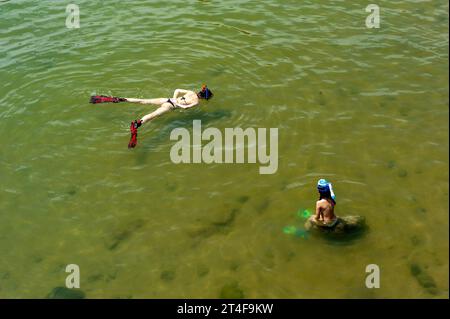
[{"left": 316, "top": 199, "right": 327, "bottom": 207}]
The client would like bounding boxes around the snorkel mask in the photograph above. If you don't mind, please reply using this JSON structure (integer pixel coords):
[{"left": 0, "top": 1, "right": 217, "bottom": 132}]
[{"left": 198, "top": 84, "right": 213, "bottom": 100}]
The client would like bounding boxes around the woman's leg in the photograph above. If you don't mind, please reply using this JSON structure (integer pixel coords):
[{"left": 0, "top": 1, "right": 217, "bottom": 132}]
[
  {"left": 125, "top": 97, "right": 168, "bottom": 105},
  {"left": 140, "top": 103, "right": 174, "bottom": 124},
  {"left": 128, "top": 103, "right": 174, "bottom": 148}
]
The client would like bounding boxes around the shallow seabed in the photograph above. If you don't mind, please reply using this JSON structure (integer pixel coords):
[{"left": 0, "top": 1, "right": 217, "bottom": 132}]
[{"left": 0, "top": 0, "right": 448, "bottom": 298}]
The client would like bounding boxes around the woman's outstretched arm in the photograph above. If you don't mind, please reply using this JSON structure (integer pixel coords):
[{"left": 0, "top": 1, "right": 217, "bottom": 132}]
[{"left": 173, "top": 89, "right": 189, "bottom": 99}]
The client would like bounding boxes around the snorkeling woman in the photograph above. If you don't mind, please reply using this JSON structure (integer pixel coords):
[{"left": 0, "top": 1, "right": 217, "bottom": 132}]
[
  {"left": 90, "top": 85, "right": 214, "bottom": 148},
  {"left": 313, "top": 179, "right": 338, "bottom": 226}
]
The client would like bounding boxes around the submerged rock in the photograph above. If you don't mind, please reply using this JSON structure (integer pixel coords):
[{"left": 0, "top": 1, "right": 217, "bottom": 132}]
[
  {"left": 229, "top": 261, "right": 240, "bottom": 272},
  {"left": 410, "top": 263, "right": 438, "bottom": 295},
  {"left": 211, "top": 208, "right": 238, "bottom": 227},
  {"left": 160, "top": 270, "right": 176, "bottom": 282},
  {"left": 386, "top": 160, "right": 396, "bottom": 169},
  {"left": 236, "top": 195, "right": 250, "bottom": 204},
  {"left": 47, "top": 287, "right": 85, "bottom": 299},
  {"left": 415, "top": 207, "right": 427, "bottom": 215},
  {"left": 1, "top": 271, "right": 10, "bottom": 280},
  {"left": 187, "top": 224, "right": 223, "bottom": 239},
  {"left": 304, "top": 215, "right": 366, "bottom": 236},
  {"left": 219, "top": 282, "right": 245, "bottom": 299},
  {"left": 187, "top": 208, "right": 239, "bottom": 240},
  {"left": 166, "top": 182, "right": 178, "bottom": 192},
  {"left": 108, "top": 219, "right": 145, "bottom": 250},
  {"left": 398, "top": 169, "right": 408, "bottom": 178},
  {"left": 255, "top": 198, "right": 270, "bottom": 213},
  {"left": 66, "top": 188, "right": 77, "bottom": 196},
  {"left": 410, "top": 235, "right": 422, "bottom": 247},
  {"left": 87, "top": 273, "right": 104, "bottom": 283},
  {"left": 197, "top": 265, "right": 209, "bottom": 278},
  {"left": 32, "top": 256, "right": 44, "bottom": 264}
]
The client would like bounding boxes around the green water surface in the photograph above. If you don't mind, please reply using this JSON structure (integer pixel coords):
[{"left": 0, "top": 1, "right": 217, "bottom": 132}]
[{"left": 0, "top": 0, "right": 448, "bottom": 298}]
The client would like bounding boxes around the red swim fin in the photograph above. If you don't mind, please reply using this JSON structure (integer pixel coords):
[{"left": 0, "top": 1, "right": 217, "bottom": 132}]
[
  {"left": 128, "top": 120, "right": 142, "bottom": 149},
  {"left": 90, "top": 95, "right": 127, "bottom": 104}
]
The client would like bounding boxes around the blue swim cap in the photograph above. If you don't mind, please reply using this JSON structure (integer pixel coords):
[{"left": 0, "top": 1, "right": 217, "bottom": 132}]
[{"left": 317, "top": 179, "right": 330, "bottom": 193}]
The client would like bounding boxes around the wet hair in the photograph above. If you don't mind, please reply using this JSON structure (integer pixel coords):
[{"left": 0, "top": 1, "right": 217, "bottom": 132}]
[
  {"left": 198, "top": 85, "right": 214, "bottom": 100},
  {"left": 319, "top": 190, "right": 331, "bottom": 199},
  {"left": 319, "top": 190, "right": 336, "bottom": 205}
]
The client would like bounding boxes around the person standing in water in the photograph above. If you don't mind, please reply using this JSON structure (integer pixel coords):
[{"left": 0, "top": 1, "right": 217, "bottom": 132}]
[
  {"left": 90, "top": 85, "right": 214, "bottom": 148},
  {"left": 313, "top": 179, "right": 338, "bottom": 226},
  {"left": 305, "top": 179, "right": 366, "bottom": 234}
]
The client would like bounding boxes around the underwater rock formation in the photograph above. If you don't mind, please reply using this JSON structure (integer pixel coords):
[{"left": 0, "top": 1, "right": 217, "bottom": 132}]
[
  {"left": 187, "top": 207, "right": 239, "bottom": 240},
  {"left": 160, "top": 270, "right": 176, "bottom": 282},
  {"left": 108, "top": 219, "right": 146, "bottom": 250},
  {"left": 219, "top": 282, "right": 245, "bottom": 299},
  {"left": 410, "top": 263, "right": 438, "bottom": 295},
  {"left": 304, "top": 215, "right": 366, "bottom": 236},
  {"left": 47, "top": 287, "right": 85, "bottom": 299}
]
